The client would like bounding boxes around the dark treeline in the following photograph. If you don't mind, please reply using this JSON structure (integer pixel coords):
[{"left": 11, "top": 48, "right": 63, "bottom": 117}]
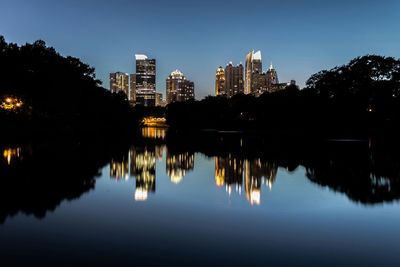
[
  {"left": 0, "top": 36, "right": 140, "bottom": 137},
  {"left": 167, "top": 55, "right": 400, "bottom": 137},
  {"left": 164, "top": 131, "right": 400, "bottom": 204},
  {"left": 0, "top": 135, "right": 134, "bottom": 224}
]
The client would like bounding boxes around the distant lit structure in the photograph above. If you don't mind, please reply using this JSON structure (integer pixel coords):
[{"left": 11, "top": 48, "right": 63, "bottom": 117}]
[
  {"left": 110, "top": 72, "right": 129, "bottom": 98},
  {"left": 245, "top": 50, "right": 262, "bottom": 95},
  {"left": 0, "top": 96, "right": 24, "bottom": 112},
  {"left": 133, "top": 54, "right": 156, "bottom": 107},
  {"left": 266, "top": 63, "right": 279, "bottom": 92},
  {"left": 166, "top": 69, "right": 195, "bottom": 104},
  {"left": 129, "top": 73, "right": 136, "bottom": 105},
  {"left": 155, "top": 92, "right": 166, "bottom": 107},
  {"left": 224, "top": 62, "right": 244, "bottom": 97},
  {"left": 215, "top": 66, "right": 225, "bottom": 96}
]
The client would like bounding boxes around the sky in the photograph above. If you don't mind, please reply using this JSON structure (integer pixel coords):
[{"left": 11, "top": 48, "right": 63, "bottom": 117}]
[{"left": 0, "top": 0, "right": 399, "bottom": 99}]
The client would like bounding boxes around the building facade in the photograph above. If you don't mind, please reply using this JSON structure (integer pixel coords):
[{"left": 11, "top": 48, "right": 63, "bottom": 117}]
[
  {"left": 166, "top": 69, "right": 195, "bottom": 104},
  {"left": 245, "top": 50, "right": 262, "bottom": 95},
  {"left": 215, "top": 66, "right": 225, "bottom": 96},
  {"left": 109, "top": 72, "right": 129, "bottom": 99},
  {"left": 224, "top": 62, "right": 244, "bottom": 97},
  {"left": 134, "top": 54, "right": 156, "bottom": 107}
]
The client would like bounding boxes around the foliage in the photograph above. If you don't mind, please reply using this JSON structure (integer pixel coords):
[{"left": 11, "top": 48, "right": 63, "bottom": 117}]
[{"left": 0, "top": 36, "right": 136, "bottom": 134}]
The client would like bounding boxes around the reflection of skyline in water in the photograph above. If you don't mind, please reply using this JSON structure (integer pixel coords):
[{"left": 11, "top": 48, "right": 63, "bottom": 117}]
[
  {"left": 2, "top": 147, "right": 23, "bottom": 165},
  {"left": 215, "top": 157, "right": 278, "bottom": 205},
  {"left": 109, "top": 142, "right": 277, "bottom": 205},
  {"left": 166, "top": 152, "right": 195, "bottom": 184}
]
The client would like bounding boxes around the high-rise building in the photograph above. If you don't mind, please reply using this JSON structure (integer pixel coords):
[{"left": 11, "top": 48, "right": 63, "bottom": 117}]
[
  {"left": 224, "top": 62, "right": 244, "bottom": 97},
  {"left": 215, "top": 66, "right": 225, "bottom": 96},
  {"left": 245, "top": 50, "right": 262, "bottom": 95},
  {"left": 134, "top": 54, "right": 156, "bottom": 107},
  {"left": 166, "top": 69, "right": 195, "bottom": 104},
  {"left": 129, "top": 74, "right": 136, "bottom": 105},
  {"left": 109, "top": 72, "right": 129, "bottom": 99},
  {"left": 266, "top": 63, "right": 279, "bottom": 86}
]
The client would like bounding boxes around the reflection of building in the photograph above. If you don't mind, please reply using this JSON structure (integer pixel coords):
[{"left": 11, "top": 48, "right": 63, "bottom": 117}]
[
  {"left": 166, "top": 151, "right": 195, "bottom": 184},
  {"left": 134, "top": 54, "right": 156, "bottom": 107},
  {"left": 215, "top": 66, "right": 225, "bottom": 96},
  {"left": 2, "top": 147, "right": 22, "bottom": 166},
  {"left": 224, "top": 62, "right": 244, "bottom": 97},
  {"left": 110, "top": 155, "right": 129, "bottom": 180},
  {"left": 215, "top": 156, "right": 244, "bottom": 194},
  {"left": 110, "top": 72, "right": 129, "bottom": 98},
  {"left": 244, "top": 159, "right": 278, "bottom": 205},
  {"left": 215, "top": 156, "right": 278, "bottom": 205},
  {"left": 166, "top": 70, "right": 195, "bottom": 104},
  {"left": 130, "top": 147, "right": 158, "bottom": 201}
]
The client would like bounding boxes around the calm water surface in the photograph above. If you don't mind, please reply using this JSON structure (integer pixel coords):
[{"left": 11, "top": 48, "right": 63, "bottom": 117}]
[{"left": 1, "top": 129, "right": 400, "bottom": 266}]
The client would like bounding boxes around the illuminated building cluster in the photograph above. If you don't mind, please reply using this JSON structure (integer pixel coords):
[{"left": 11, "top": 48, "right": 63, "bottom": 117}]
[
  {"left": 215, "top": 62, "right": 244, "bottom": 97},
  {"left": 110, "top": 54, "right": 166, "bottom": 107},
  {"left": 216, "top": 50, "right": 296, "bottom": 97},
  {"left": 166, "top": 69, "right": 195, "bottom": 104},
  {"left": 109, "top": 72, "right": 129, "bottom": 99}
]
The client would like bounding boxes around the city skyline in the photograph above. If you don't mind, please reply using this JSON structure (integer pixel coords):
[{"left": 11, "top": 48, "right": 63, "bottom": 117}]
[{"left": 1, "top": 0, "right": 399, "bottom": 99}]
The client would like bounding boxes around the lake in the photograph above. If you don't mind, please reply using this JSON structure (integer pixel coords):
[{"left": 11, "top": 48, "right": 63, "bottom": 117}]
[{"left": 1, "top": 128, "right": 400, "bottom": 266}]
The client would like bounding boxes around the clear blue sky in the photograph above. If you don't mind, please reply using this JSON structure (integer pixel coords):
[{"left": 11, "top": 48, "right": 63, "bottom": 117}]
[{"left": 1, "top": 0, "right": 399, "bottom": 99}]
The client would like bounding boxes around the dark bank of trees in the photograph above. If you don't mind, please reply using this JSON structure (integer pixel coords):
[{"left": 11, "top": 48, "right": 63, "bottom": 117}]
[
  {"left": 167, "top": 55, "right": 400, "bottom": 137},
  {"left": 0, "top": 36, "right": 138, "bottom": 137}
]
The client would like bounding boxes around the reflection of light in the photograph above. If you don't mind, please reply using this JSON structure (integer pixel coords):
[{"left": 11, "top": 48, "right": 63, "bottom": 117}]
[
  {"left": 3, "top": 147, "right": 21, "bottom": 165},
  {"left": 141, "top": 127, "right": 166, "bottom": 139},
  {"left": 134, "top": 188, "right": 148, "bottom": 201},
  {"left": 250, "top": 190, "right": 261, "bottom": 206},
  {"left": 142, "top": 117, "right": 167, "bottom": 127},
  {"left": 1, "top": 97, "right": 23, "bottom": 111},
  {"left": 170, "top": 170, "right": 184, "bottom": 184}
]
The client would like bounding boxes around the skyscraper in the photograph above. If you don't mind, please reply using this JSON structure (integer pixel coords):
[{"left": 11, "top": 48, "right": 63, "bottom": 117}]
[
  {"left": 166, "top": 69, "right": 195, "bottom": 104},
  {"left": 134, "top": 54, "right": 156, "bottom": 107},
  {"left": 215, "top": 66, "right": 225, "bottom": 96},
  {"left": 266, "top": 63, "right": 279, "bottom": 92},
  {"left": 129, "top": 73, "right": 136, "bottom": 105},
  {"left": 245, "top": 50, "right": 262, "bottom": 95},
  {"left": 224, "top": 62, "right": 244, "bottom": 97},
  {"left": 109, "top": 72, "right": 129, "bottom": 99}
]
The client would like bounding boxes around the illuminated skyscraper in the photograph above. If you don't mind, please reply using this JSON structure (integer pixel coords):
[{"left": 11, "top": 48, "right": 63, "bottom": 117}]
[
  {"left": 245, "top": 50, "right": 262, "bottom": 95},
  {"left": 266, "top": 63, "right": 282, "bottom": 93},
  {"left": 166, "top": 69, "right": 195, "bottom": 104},
  {"left": 224, "top": 62, "right": 244, "bottom": 97},
  {"left": 134, "top": 54, "right": 156, "bottom": 107},
  {"left": 109, "top": 72, "right": 129, "bottom": 98},
  {"left": 215, "top": 66, "right": 225, "bottom": 96},
  {"left": 129, "top": 73, "right": 136, "bottom": 105}
]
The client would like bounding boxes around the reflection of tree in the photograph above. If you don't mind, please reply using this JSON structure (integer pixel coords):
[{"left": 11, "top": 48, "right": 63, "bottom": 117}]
[
  {"left": 304, "top": 141, "right": 400, "bottom": 204},
  {"left": 166, "top": 151, "right": 195, "bottom": 184},
  {"left": 0, "top": 137, "right": 128, "bottom": 224}
]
